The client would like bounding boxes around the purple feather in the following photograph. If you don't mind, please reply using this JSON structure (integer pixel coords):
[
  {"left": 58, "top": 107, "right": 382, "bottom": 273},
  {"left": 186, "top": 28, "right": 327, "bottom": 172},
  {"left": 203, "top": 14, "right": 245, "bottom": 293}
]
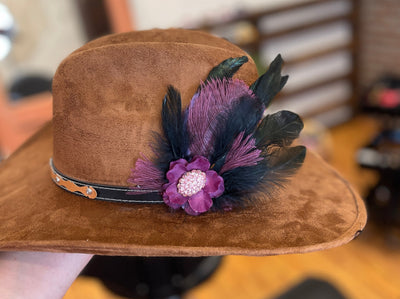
[
  {"left": 128, "top": 154, "right": 165, "bottom": 192},
  {"left": 187, "top": 78, "right": 255, "bottom": 157},
  {"left": 219, "top": 132, "right": 263, "bottom": 174}
]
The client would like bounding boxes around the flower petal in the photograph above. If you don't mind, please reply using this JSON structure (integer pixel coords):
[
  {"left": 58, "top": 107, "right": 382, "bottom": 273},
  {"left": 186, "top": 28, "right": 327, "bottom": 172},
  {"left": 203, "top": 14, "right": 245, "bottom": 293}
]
[
  {"left": 188, "top": 190, "right": 213, "bottom": 213},
  {"left": 163, "top": 183, "right": 187, "bottom": 209},
  {"left": 187, "top": 156, "right": 210, "bottom": 172},
  {"left": 183, "top": 202, "right": 202, "bottom": 216},
  {"left": 166, "top": 163, "right": 186, "bottom": 182},
  {"left": 163, "top": 199, "right": 181, "bottom": 210},
  {"left": 169, "top": 158, "right": 188, "bottom": 169},
  {"left": 204, "top": 170, "right": 225, "bottom": 198}
]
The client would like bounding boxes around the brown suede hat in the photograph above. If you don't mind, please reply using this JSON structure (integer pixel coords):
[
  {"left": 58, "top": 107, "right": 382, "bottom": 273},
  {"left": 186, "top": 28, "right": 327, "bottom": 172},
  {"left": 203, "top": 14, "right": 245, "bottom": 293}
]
[{"left": 0, "top": 29, "right": 366, "bottom": 256}]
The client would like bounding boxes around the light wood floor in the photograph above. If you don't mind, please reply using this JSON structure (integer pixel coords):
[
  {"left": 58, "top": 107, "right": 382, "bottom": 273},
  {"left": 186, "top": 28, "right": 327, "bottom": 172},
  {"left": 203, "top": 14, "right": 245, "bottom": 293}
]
[{"left": 64, "top": 116, "right": 400, "bottom": 299}]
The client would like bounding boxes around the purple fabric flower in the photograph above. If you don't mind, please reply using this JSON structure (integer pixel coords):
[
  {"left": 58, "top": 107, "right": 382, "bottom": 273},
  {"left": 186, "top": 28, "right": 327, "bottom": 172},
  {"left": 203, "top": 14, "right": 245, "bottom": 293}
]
[{"left": 162, "top": 156, "right": 224, "bottom": 215}]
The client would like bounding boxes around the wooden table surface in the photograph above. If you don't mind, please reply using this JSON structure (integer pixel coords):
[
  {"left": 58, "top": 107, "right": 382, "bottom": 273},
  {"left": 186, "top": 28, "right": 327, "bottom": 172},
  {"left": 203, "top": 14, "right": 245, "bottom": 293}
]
[{"left": 63, "top": 115, "right": 400, "bottom": 299}]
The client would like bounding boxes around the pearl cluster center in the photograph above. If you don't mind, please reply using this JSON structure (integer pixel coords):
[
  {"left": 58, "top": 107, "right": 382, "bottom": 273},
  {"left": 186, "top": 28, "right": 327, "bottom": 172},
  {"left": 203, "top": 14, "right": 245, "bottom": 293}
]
[{"left": 177, "top": 169, "right": 206, "bottom": 197}]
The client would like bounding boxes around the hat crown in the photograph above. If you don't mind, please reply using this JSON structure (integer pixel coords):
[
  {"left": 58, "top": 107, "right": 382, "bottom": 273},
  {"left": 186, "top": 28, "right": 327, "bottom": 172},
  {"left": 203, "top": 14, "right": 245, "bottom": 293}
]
[{"left": 52, "top": 29, "right": 258, "bottom": 186}]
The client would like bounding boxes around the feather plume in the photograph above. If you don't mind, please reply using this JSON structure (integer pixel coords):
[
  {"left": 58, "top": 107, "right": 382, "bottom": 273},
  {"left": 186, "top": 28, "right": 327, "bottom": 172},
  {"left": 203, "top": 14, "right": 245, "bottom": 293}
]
[
  {"left": 250, "top": 54, "right": 288, "bottom": 107},
  {"left": 127, "top": 132, "right": 172, "bottom": 191},
  {"left": 210, "top": 95, "right": 263, "bottom": 171},
  {"left": 161, "top": 86, "right": 189, "bottom": 160},
  {"left": 261, "top": 145, "right": 307, "bottom": 188},
  {"left": 215, "top": 145, "right": 306, "bottom": 209},
  {"left": 216, "top": 162, "right": 269, "bottom": 209},
  {"left": 254, "top": 110, "right": 304, "bottom": 149},
  {"left": 187, "top": 78, "right": 254, "bottom": 157},
  {"left": 128, "top": 154, "right": 165, "bottom": 192},
  {"left": 151, "top": 132, "right": 175, "bottom": 174},
  {"left": 219, "top": 132, "right": 262, "bottom": 174},
  {"left": 129, "top": 55, "right": 306, "bottom": 214},
  {"left": 204, "top": 56, "right": 249, "bottom": 85}
]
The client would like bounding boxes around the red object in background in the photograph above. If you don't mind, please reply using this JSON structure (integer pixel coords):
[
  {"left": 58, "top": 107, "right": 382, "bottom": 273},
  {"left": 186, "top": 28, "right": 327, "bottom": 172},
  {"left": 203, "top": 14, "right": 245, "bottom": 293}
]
[
  {"left": 104, "top": 0, "right": 134, "bottom": 33},
  {"left": 380, "top": 89, "right": 400, "bottom": 108}
]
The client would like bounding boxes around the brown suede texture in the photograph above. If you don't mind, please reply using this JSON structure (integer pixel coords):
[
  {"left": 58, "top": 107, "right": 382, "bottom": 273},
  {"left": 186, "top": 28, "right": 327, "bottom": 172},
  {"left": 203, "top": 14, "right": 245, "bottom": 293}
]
[
  {"left": 52, "top": 29, "right": 258, "bottom": 186},
  {"left": 0, "top": 123, "right": 366, "bottom": 256},
  {"left": 0, "top": 29, "right": 367, "bottom": 256}
]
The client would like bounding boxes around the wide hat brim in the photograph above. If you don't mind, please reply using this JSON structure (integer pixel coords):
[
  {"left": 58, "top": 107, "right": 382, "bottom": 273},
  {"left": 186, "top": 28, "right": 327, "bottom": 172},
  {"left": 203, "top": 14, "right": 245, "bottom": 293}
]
[{"left": 0, "top": 123, "right": 366, "bottom": 256}]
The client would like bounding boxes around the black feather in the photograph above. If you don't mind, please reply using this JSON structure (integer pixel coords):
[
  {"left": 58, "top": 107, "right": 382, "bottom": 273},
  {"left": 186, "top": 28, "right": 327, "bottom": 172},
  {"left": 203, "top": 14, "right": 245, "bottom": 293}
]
[
  {"left": 232, "top": 146, "right": 306, "bottom": 193},
  {"left": 161, "top": 85, "right": 189, "bottom": 160},
  {"left": 254, "top": 110, "right": 304, "bottom": 149},
  {"left": 217, "top": 162, "right": 268, "bottom": 208},
  {"left": 210, "top": 96, "right": 264, "bottom": 172},
  {"left": 213, "top": 145, "right": 306, "bottom": 210},
  {"left": 262, "top": 145, "right": 306, "bottom": 185},
  {"left": 151, "top": 132, "right": 175, "bottom": 177},
  {"left": 280, "top": 75, "right": 289, "bottom": 90},
  {"left": 204, "top": 56, "right": 249, "bottom": 85},
  {"left": 250, "top": 54, "right": 288, "bottom": 107}
]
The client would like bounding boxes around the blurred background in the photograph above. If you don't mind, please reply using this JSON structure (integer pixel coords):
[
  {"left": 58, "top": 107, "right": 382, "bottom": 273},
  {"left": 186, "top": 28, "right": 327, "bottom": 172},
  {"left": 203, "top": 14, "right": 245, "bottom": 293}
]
[{"left": 1, "top": 0, "right": 400, "bottom": 298}]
